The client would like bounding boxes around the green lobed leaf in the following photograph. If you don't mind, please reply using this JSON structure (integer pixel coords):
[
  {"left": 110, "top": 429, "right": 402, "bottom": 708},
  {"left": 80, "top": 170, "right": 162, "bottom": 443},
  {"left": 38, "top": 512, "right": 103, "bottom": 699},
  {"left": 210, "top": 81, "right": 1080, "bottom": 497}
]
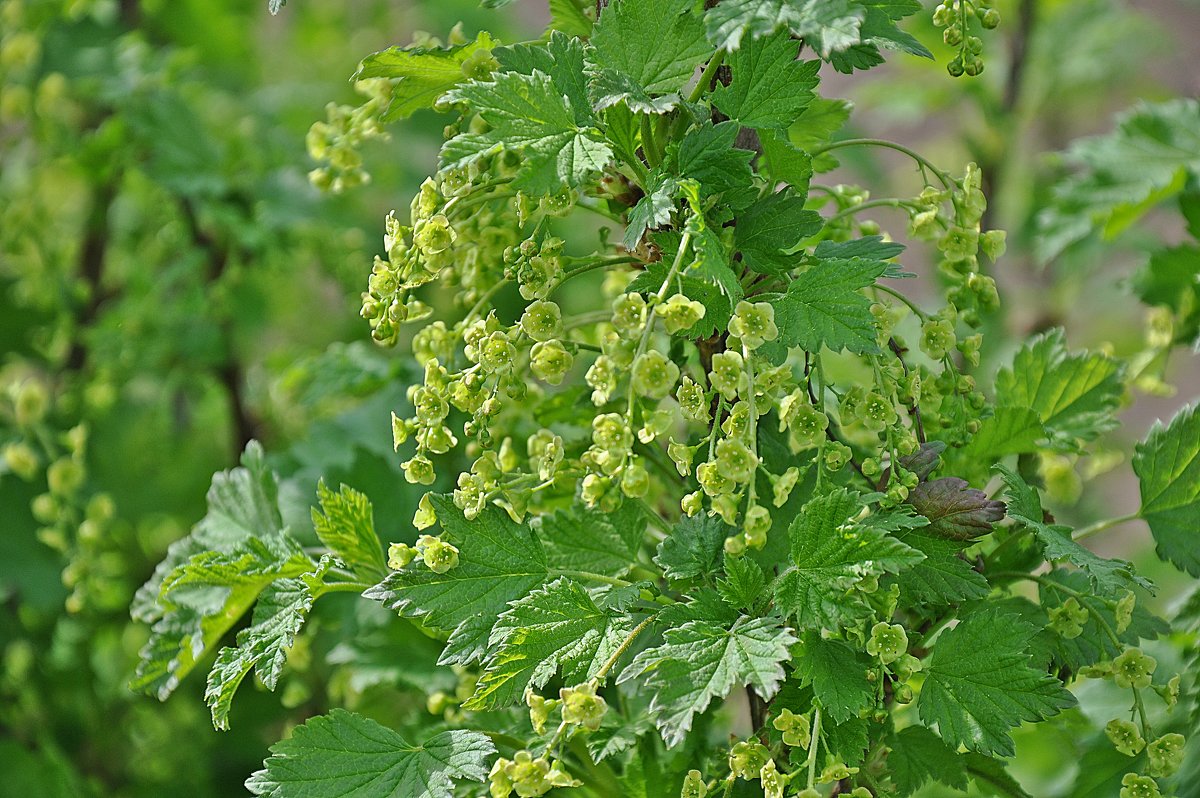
[
  {"left": 539, "top": 499, "right": 647, "bottom": 579},
  {"left": 205, "top": 576, "right": 316, "bottom": 730},
  {"left": 620, "top": 615, "right": 796, "bottom": 746},
  {"left": 892, "top": 532, "right": 990, "bottom": 607},
  {"left": 793, "top": 632, "right": 874, "bottom": 723},
  {"left": 735, "top": 190, "right": 824, "bottom": 276},
  {"left": 494, "top": 32, "right": 592, "bottom": 125},
  {"left": 995, "top": 464, "right": 1149, "bottom": 594},
  {"left": 363, "top": 496, "right": 547, "bottom": 666},
  {"left": 624, "top": 171, "right": 679, "bottom": 249},
  {"left": 957, "top": 406, "right": 1046, "bottom": 461},
  {"left": 704, "top": 0, "right": 866, "bottom": 57},
  {"left": 758, "top": 128, "right": 813, "bottom": 193},
  {"left": 712, "top": 32, "right": 820, "bottom": 129},
  {"left": 1037, "top": 99, "right": 1200, "bottom": 261},
  {"left": 654, "top": 513, "right": 729, "bottom": 584},
  {"left": 354, "top": 32, "right": 498, "bottom": 122},
  {"left": 311, "top": 481, "right": 385, "bottom": 581},
  {"left": 1135, "top": 242, "right": 1200, "bottom": 347},
  {"left": 908, "top": 477, "right": 1005, "bottom": 541},
  {"left": 774, "top": 489, "right": 924, "bottom": 629},
  {"left": 674, "top": 121, "right": 756, "bottom": 200},
  {"left": 716, "top": 556, "right": 767, "bottom": 613},
  {"left": 132, "top": 533, "right": 313, "bottom": 700},
  {"left": 131, "top": 441, "right": 286, "bottom": 624},
  {"left": 468, "top": 577, "right": 634, "bottom": 709},
  {"left": 440, "top": 70, "right": 612, "bottom": 195},
  {"left": 767, "top": 257, "right": 889, "bottom": 354},
  {"left": 1133, "top": 403, "right": 1200, "bottom": 577},
  {"left": 245, "top": 709, "right": 494, "bottom": 798},
  {"left": 587, "top": 0, "right": 710, "bottom": 114},
  {"left": 918, "top": 609, "right": 1075, "bottom": 756},
  {"left": 994, "top": 328, "right": 1123, "bottom": 450},
  {"left": 888, "top": 726, "right": 969, "bottom": 796}
]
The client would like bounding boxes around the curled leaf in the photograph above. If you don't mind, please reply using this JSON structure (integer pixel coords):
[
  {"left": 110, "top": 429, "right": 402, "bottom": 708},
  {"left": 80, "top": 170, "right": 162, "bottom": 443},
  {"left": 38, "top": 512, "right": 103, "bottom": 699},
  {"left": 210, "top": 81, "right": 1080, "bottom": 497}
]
[{"left": 909, "top": 477, "right": 1005, "bottom": 540}]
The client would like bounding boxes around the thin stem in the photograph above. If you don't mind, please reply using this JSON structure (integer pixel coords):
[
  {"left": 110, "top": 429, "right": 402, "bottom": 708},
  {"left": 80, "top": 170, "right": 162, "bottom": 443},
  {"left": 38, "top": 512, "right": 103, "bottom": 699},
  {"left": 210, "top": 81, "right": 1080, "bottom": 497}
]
[
  {"left": 553, "top": 570, "right": 632, "bottom": 588},
  {"left": 627, "top": 230, "right": 693, "bottom": 415},
  {"left": 1073, "top": 511, "right": 1140, "bottom": 541},
  {"left": 689, "top": 50, "right": 726, "bottom": 104},
  {"left": 463, "top": 279, "right": 510, "bottom": 324},
  {"left": 825, "top": 198, "right": 916, "bottom": 224},
  {"left": 806, "top": 709, "right": 823, "bottom": 789},
  {"left": 594, "top": 613, "right": 657, "bottom": 681},
  {"left": 875, "top": 283, "right": 930, "bottom": 321},
  {"left": 809, "top": 138, "right": 955, "bottom": 190}
]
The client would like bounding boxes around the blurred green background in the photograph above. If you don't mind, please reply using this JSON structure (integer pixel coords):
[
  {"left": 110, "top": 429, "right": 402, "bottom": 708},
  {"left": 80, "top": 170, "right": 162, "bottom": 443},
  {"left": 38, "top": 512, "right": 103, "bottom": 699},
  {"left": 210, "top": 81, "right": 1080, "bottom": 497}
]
[{"left": 1, "top": 0, "right": 1197, "bottom": 795}]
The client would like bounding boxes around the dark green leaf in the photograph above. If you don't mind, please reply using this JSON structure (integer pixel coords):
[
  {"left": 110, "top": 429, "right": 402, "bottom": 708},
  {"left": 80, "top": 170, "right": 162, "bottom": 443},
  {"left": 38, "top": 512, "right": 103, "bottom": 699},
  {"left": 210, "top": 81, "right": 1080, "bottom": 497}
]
[{"left": 712, "top": 32, "right": 819, "bottom": 129}]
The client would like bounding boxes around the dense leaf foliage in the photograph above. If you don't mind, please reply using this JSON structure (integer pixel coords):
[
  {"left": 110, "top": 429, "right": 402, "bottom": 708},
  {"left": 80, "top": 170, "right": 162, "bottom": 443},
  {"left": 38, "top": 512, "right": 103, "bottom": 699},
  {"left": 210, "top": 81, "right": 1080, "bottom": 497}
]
[{"left": 6, "top": 0, "right": 1197, "bottom": 797}]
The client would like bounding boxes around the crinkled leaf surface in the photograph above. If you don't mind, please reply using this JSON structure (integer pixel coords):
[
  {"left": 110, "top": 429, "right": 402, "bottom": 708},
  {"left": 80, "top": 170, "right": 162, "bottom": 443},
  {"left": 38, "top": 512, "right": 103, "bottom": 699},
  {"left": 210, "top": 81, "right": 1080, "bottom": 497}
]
[
  {"left": 908, "top": 477, "right": 1005, "bottom": 541},
  {"left": 539, "top": 499, "right": 646, "bottom": 579},
  {"left": 654, "top": 513, "right": 728, "bottom": 583},
  {"left": 918, "top": 610, "right": 1075, "bottom": 756},
  {"left": 774, "top": 489, "right": 923, "bottom": 629},
  {"left": 311, "top": 481, "right": 385, "bottom": 580},
  {"left": 996, "top": 464, "right": 1149, "bottom": 594},
  {"left": 246, "top": 709, "right": 494, "bottom": 798},
  {"left": 363, "top": 496, "right": 547, "bottom": 666},
  {"left": 620, "top": 615, "right": 795, "bottom": 746},
  {"left": 712, "top": 32, "right": 819, "bottom": 129},
  {"left": 994, "top": 328, "right": 1123, "bottom": 450},
  {"left": 441, "top": 70, "right": 611, "bottom": 195},
  {"left": 888, "top": 726, "right": 969, "bottom": 795},
  {"left": 735, "top": 190, "right": 823, "bottom": 276},
  {"left": 767, "top": 257, "right": 887, "bottom": 353},
  {"left": 205, "top": 576, "right": 315, "bottom": 730},
  {"left": 587, "top": 0, "right": 710, "bottom": 114},
  {"left": 468, "top": 578, "right": 633, "bottom": 710},
  {"left": 793, "top": 632, "right": 874, "bottom": 723}
]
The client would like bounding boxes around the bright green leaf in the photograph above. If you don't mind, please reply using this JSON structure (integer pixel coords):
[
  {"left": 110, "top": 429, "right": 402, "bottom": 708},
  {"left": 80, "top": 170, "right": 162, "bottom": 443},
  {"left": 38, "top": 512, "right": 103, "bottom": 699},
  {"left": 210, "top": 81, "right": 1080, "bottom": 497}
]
[
  {"left": 918, "top": 610, "right": 1075, "bottom": 756},
  {"left": 468, "top": 578, "right": 634, "bottom": 709},
  {"left": 712, "top": 32, "right": 819, "bottom": 129},
  {"left": 354, "top": 33, "right": 498, "bottom": 122},
  {"left": 1133, "top": 403, "right": 1200, "bottom": 577},
  {"left": 767, "top": 257, "right": 888, "bottom": 353},
  {"left": 245, "top": 709, "right": 494, "bottom": 798}
]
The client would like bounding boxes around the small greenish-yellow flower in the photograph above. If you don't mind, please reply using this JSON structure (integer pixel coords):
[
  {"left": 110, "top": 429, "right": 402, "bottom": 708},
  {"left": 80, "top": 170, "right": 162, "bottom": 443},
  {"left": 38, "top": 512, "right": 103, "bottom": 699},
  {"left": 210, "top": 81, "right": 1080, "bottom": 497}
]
[
  {"left": 413, "top": 214, "right": 455, "bottom": 255},
  {"left": 1112, "top": 648, "right": 1156, "bottom": 689},
  {"left": 1049, "top": 597, "right": 1089, "bottom": 639},
  {"left": 530, "top": 340, "right": 573, "bottom": 385},
  {"left": 415, "top": 534, "right": 459, "bottom": 574},
  {"left": 866, "top": 622, "right": 909, "bottom": 664},
  {"left": 656, "top": 293, "right": 706, "bottom": 334},
  {"left": 920, "top": 318, "right": 956, "bottom": 360},
  {"left": 728, "top": 301, "right": 778, "bottom": 349},
  {"left": 680, "top": 769, "right": 707, "bottom": 798},
  {"left": 771, "top": 467, "right": 800, "bottom": 507},
  {"left": 1105, "top": 718, "right": 1145, "bottom": 756},
  {"left": 519, "top": 300, "right": 563, "bottom": 342},
  {"left": 1119, "top": 773, "right": 1160, "bottom": 798},
  {"left": 1115, "top": 590, "right": 1136, "bottom": 634},
  {"left": 632, "top": 350, "right": 681, "bottom": 399},
  {"left": 2, "top": 442, "right": 38, "bottom": 481},
  {"left": 677, "top": 377, "right": 710, "bottom": 423},
  {"left": 728, "top": 740, "right": 770, "bottom": 780},
  {"left": 772, "top": 708, "right": 810, "bottom": 749},
  {"left": 413, "top": 493, "right": 437, "bottom": 530},
  {"left": 714, "top": 437, "right": 758, "bottom": 484},
  {"left": 1146, "top": 733, "right": 1185, "bottom": 778},
  {"left": 387, "top": 542, "right": 417, "bottom": 570},
  {"left": 760, "top": 760, "right": 784, "bottom": 798},
  {"left": 709, "top": 350, "right": 746, "bottom": 401},
  {"left": 560, "top": 682, "right": 607, "bottom": 731}
]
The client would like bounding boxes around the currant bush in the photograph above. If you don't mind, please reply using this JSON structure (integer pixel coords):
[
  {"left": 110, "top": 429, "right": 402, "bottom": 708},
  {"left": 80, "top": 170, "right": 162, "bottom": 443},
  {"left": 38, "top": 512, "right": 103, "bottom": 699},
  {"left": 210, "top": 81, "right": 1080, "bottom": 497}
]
[{"left": 125, "top": 1, "right": 1200, "bottom": 797}]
